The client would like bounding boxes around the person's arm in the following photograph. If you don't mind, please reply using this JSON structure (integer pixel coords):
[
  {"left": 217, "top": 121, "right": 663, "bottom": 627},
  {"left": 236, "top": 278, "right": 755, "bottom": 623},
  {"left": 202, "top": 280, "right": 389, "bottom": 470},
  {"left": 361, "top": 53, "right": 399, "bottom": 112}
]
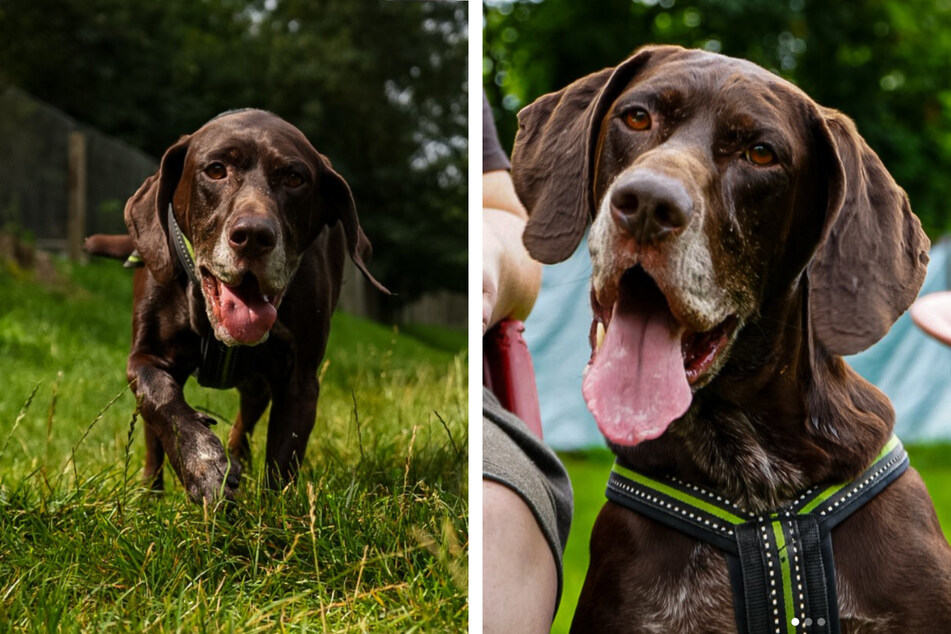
[
  {"left": 482, "top": 170, "right": 541, "bottom": 332},
  {"left": 482, "top": 169, "right": 558, "bottom": 634},
  {"left": 910, "top": 291, "right": 951, "bottom": 346},
  {"left": 483, "top": 480, "right": 559, "bottom": 633}
]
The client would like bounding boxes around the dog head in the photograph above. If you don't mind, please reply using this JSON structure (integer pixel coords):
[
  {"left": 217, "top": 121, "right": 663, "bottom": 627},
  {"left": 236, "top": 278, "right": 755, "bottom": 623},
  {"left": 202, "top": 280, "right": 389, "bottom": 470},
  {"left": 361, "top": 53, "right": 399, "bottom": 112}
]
[
  {"left": 512, "top": 45, "right": 928, "bottom": 446},
  {"left": 125, "top": 109, "right": 386, "bottom": 346}
]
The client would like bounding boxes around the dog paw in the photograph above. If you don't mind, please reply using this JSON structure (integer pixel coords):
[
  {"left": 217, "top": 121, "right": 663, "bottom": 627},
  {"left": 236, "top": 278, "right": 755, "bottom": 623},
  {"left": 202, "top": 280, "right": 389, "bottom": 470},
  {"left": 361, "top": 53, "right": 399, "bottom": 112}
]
[{"left": 173, "top": 419, "right": 242, "bottom": 504}]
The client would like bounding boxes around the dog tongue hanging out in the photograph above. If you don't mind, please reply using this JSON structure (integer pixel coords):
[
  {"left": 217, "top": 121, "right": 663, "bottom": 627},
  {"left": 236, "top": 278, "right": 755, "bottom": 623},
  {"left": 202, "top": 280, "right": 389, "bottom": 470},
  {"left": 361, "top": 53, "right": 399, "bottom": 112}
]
[
  {"left": 203, "top": 272, "right": 279, "bottom": 345},
  {"left": 583, "top": 271, "right": 692, "bottom": 445},
  {"left": 582, "top": 265, "right": 739, "bottom": 446}
]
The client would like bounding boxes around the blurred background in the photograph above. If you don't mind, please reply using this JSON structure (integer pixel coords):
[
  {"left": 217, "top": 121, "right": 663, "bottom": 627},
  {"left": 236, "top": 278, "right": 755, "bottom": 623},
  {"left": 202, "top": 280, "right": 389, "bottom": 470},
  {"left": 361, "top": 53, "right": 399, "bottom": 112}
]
[
  {"left": 486, "top": 0, "right": 951, "bottom": 240},
  {"left": 484, "top": 1, "right": 951, "bottom": 631},
  {"left": 1, "top": 0, "right": 468, "bottom": 326}
]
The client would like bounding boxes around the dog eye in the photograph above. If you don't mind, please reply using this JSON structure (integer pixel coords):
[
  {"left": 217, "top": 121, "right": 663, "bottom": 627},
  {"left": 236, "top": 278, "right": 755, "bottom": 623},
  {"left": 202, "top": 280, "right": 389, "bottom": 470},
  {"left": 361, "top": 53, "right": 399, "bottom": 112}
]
[
  {"left": 623, "top": 108, "right": 652, "bottom": 132},
  {"left": 204, "top": 162, "right": 227, "bottom": 180},
  {"left": 745, "top": 144, "right": 776, "bottom": 166},
  {"left": 284, "top": 172, "right": 305, "bottom": 188}
]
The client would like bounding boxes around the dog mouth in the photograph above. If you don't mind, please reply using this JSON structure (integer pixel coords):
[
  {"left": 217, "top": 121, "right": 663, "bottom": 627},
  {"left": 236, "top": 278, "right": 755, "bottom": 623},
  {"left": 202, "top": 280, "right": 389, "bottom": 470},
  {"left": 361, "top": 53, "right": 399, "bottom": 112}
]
[
  {"left": 584, "top": 267, "right": 738, "bottom": 446},
  {"left": 201, "top": 267, "right": 282, "bottom": 346}
]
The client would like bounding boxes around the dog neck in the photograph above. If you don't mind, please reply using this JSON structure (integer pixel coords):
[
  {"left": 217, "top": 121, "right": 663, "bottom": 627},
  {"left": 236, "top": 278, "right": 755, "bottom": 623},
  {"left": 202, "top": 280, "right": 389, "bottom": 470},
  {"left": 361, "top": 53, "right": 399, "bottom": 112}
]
[
  {"left": 168, "top": 204, "right": 201, "bottom": 286},
  {"left": 612, "top": 280, "right": 894, "bottom": 514}
]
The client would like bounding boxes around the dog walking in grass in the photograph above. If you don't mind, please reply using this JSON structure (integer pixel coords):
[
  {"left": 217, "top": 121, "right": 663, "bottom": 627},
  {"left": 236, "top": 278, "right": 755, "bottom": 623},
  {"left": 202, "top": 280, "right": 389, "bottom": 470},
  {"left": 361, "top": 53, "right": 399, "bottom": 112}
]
[{"left": 85, "top": 109, "right": 387, "bottom": 504}]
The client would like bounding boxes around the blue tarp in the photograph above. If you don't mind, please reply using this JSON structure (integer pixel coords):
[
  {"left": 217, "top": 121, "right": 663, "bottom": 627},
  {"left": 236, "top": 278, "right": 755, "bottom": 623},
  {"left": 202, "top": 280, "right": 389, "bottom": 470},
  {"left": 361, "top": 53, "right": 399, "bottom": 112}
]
[
  {"left": 525, "top": 237, "right": 951, "bottom": 450},
  {"left": 523, "top": 231, "right": 599, "bottom": 450},
  {"left": 847, "top": 238, "right": 951, "bottom": 442}
]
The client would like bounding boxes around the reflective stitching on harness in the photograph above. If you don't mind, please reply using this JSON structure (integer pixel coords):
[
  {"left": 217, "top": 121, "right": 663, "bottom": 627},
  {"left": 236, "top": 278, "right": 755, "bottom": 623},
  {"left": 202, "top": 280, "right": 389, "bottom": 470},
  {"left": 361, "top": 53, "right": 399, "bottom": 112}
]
[{"left": 606, "top": 436, "right": 909, "bottom": 634}]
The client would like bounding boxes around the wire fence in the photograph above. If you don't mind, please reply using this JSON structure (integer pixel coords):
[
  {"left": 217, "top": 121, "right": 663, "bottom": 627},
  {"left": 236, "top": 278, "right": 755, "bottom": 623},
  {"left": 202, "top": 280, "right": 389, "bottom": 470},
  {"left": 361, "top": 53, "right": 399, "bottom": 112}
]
[{"left": 0, "top": 86, "right": 156, "bottom": 252}]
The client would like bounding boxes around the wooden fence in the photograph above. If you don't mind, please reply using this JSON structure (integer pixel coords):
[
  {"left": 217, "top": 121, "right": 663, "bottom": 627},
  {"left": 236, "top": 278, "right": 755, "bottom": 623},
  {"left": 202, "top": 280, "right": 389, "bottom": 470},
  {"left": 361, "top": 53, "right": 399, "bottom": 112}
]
[{"left": 0, "top": 86, "right": 156, "bottom": 253}]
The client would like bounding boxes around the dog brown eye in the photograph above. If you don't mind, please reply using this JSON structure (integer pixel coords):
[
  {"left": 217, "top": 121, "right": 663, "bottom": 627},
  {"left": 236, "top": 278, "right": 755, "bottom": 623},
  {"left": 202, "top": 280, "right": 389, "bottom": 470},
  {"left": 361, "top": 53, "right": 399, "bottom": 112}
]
[
  {"left": 746, "top": 144, "right": 776, "bottom": 166},
  {"left": 205, "top": 162, "right": 227, "bottom": 180},
  {"left": 284, "top": 172, "right": 304, "bottom": 188},
  {"left": 623, "top": 109, "right": 652, "bottom": 131}
]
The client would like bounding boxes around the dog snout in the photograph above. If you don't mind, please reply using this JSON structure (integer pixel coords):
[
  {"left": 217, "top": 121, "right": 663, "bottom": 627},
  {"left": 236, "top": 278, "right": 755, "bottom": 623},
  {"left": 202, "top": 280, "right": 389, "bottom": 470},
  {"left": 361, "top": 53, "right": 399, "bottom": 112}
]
[
  {"left": 228, "top": 215, "right": 279, "bottom": 258},
  {"left": 610, "top": 171, "right": 693, "bottom": 244}
]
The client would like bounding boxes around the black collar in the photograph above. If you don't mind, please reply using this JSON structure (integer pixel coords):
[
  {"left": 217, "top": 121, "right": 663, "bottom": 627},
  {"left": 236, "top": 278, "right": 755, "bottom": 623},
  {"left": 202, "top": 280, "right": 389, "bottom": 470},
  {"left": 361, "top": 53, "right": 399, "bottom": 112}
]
[{"left": 168, "top": 204, "right": 200, "bottom": 285}]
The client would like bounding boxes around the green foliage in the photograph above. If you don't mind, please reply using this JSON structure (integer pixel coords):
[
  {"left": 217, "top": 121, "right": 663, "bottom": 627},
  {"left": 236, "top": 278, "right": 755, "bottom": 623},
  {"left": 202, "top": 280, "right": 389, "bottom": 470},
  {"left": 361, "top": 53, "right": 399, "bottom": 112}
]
[
  {"left": 484, "top": 0, "right": 951, "bottom": 238},
  {"left": 0, "top": 259, "right": 468, "bottom": 631},
  {"left": 252, "top": 0, "right": 469, "bottom": 302},
  {"left": 0, "top": 0, "right": 467, "bottom": 303}
]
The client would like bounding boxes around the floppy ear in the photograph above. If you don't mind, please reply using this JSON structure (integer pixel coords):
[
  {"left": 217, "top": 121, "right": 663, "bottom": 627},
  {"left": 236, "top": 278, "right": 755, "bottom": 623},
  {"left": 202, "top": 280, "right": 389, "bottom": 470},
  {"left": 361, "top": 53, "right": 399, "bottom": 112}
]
[
  {"left": 807, "top": 109, "right": 930, "bottom": 355},
  {"left": 512, "top": 46, "right": 666, "bottom": 264},
  {"left": 123, "top": 136, "right": 190, "bottom": 284},
  {"left": 318, "top": 156, "right": 390, "bottom": 294}
]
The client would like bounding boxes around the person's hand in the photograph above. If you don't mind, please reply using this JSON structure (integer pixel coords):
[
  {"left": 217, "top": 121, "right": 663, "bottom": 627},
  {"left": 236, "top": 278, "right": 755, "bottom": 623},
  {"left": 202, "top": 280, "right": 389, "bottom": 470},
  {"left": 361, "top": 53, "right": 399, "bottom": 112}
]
[
  {"left": 482, "top": 169, "right": 541, "bottom": 332},
  {"left": 910, "top": 290, "right": 951, "bottom": 346},
  {"left": 483, "top": 207, "right": 541, "bottom": 333}
]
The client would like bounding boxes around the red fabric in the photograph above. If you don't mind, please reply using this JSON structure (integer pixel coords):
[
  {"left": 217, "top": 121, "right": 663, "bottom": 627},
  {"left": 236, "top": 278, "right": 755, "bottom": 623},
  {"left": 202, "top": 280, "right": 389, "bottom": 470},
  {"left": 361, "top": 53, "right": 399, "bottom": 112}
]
[{"left": 483, "top": 319, "right": 544, "bottom": 438}]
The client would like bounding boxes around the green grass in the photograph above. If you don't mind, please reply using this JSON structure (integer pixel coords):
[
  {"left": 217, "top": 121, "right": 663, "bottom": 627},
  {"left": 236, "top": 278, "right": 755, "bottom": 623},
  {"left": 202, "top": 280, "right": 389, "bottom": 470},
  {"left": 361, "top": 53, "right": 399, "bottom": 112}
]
[
  {"left": 552, "top": 444, "right": 951, "bottom": 633},
  {"left": 0, "top": 258, "right": 468, "bottom": 632}
]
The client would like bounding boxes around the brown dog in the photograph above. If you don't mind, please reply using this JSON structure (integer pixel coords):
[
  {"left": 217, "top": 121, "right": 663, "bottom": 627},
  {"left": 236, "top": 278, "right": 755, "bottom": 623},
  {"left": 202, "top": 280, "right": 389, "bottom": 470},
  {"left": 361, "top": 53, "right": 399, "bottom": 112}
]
[
  {"left": 86, "top": 109, "right": 386, "bottom": 504},
  {"left": 512, "top": 45, "right": 951, "bottom": 632}
]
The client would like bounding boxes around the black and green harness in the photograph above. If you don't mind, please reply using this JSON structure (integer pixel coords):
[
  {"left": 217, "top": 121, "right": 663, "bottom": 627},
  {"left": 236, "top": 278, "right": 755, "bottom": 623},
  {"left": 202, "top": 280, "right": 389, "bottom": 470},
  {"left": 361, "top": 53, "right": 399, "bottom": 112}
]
[
  {"left": 605, "top": 435, "right": 908, "bottom": 634},
  {"left": 127, "top": 205, "right": 258, "bottom": 389}
]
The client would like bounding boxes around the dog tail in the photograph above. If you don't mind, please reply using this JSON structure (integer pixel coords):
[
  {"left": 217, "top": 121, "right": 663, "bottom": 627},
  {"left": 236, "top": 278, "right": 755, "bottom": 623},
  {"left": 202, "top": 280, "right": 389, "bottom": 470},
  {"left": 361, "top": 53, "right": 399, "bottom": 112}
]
[{"left": 83, "top": 234, "right": 142, "bottom": 268}]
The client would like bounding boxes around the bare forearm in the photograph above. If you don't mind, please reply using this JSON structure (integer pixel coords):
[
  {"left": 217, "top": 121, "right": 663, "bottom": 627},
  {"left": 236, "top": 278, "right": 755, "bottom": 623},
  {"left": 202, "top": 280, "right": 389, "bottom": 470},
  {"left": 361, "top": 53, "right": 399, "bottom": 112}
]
[{"left": 483, "top": 208, "right": 541, "bottom": 332}]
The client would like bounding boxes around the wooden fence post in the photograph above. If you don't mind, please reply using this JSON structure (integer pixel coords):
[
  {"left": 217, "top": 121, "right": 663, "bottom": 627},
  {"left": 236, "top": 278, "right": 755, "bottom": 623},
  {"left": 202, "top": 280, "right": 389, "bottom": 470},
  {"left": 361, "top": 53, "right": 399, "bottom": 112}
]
[{"left": 66, "top": 130, "right": 87, "bottom": 261}]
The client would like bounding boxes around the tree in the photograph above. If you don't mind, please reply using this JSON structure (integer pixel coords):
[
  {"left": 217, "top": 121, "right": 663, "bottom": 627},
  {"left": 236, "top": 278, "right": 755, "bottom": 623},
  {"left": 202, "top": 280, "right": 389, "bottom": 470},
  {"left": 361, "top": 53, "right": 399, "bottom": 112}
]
[
  {"left": 0, "top": 0, "right": 468, "bottom": 307},
  {"left": 253, "top": 0, "right": 469, "bottom": 304},
  {"left": 484, "top": 0, "right": 951, "bottom": 238}
]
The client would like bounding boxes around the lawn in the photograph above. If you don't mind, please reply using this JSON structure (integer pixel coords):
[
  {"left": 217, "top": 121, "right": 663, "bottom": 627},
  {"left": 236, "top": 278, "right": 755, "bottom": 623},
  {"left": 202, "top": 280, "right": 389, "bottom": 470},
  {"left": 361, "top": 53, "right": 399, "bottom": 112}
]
[
  {"left": 552, "top": 445, "right": 951, "bottom": 633},
  {"left": 0, "top": 255, "right": 468, "bottom": 632}
]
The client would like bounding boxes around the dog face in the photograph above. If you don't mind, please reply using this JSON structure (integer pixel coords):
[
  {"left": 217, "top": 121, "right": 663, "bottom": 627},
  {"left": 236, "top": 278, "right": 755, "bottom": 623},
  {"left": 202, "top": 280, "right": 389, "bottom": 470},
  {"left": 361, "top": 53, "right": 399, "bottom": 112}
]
[
  {"left": 512, "top": 46, "right": 928, "bottom": 447},
  {"left": 124, "top": 109, "right": 383, "bottom": 346},
  {"left": 589, "top": 56, "right": 821, "bottom": 331},
  {"left": 172, "top": 110, "right": 324, "bottom": 346},
  {"left": 585, "top": 52, "right": 832, "bottom": 443}
]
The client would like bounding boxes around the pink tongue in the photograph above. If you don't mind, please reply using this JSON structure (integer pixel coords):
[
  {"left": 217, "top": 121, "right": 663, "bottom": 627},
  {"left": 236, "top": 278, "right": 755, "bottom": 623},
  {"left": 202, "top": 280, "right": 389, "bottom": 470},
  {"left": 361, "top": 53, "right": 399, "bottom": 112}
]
[
  {"left": 217, "top": 279, "right": 277, "bottom": 344},
  {"left": 582, "top": 280, "right": 692, "bottom": 446}
]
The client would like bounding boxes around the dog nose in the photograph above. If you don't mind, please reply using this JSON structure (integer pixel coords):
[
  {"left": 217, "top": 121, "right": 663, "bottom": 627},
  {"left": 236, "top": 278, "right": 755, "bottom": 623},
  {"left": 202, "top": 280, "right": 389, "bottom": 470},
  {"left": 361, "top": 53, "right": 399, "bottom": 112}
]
[
  {"left": 228, "top": 215, "right": 278, "bottom": 257},
  {"left": 609, "top": 172, "right": 693, "bottom": 244}
]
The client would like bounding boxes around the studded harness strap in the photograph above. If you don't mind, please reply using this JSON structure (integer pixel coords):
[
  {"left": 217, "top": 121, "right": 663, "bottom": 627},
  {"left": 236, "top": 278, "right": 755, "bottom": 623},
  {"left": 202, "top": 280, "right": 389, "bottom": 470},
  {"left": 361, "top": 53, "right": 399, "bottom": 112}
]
[{"left": 605, "top": 435, "right": 909, "bottom": 634}]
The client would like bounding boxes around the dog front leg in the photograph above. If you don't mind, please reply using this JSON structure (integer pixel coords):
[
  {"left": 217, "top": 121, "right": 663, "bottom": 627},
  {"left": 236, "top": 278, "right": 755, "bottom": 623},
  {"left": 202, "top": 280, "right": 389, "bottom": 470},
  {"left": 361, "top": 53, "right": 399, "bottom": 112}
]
[
  {"left": 263, "top": 369, "right": 319, "bottom": 489},
  {"left": 228, "top": 376, "right": 272, "bottom": 471},
  {"left": 143, "top": 422, "right": 165, "bottom": 492},
  {"left": 128, "top": 357, "right": 241, "bottom": 503}
]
